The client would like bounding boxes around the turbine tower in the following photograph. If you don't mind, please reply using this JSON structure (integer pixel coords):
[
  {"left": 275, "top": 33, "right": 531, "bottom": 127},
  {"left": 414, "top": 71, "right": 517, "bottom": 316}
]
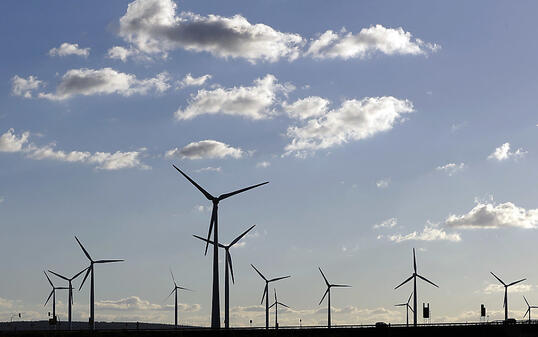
[
  {"left": 395, "top": 248, "right": 438, "bottom": 327},
  {"left": 251, "top": 264, "right": 290, "bottom": 329},
  {"left": 318, "top": 267, "right": 351, "bottom": 328},
  {"left": 269, "top": 289, "right": 289, "bottom": 329},
  {"left": 43, "top": 271, "right": 68, "bottom": 324},
  {"left": 490, "top": 272, "right": 525, "bottom": 321},
  {"left": 193, "top": 224, "right": 255, "bottom": 328},
  {"left": 395, "top": 292, "right": 414, "bottom": 327},
  {"left": 76, "top": 236, "right": 124, "bottom": 330},
  {"left": 173, "top": 165, "right": 268, "bottom": 329},
  {"left": 166, "top": 269, "right": 191, "bottom": 329},
  {"left": 48, "top": 268, "right": 88, "bottom": 330},
  {"left": 523, "top": 296, "right": 538, "bottom": 323}
]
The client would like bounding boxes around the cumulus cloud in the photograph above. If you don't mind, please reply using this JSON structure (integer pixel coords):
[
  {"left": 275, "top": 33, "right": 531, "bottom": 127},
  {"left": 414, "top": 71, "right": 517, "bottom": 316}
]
[
  {"left": 306, "top": 25, "right": 439, "bottom": 60},
  {"left": 177, "top": 73, "right": 212, "bottom": 88},
  {"left": 49, "top": 42, "right": 90, "bottom": 57},
  {"left": 0, "top": 129, "right": 149, "bottom": 170},
  {"left": 175, "top": 74, "right": 292, "bottom": 120},
  {"left": 96, "top": 296, "right": 200, "bottom": 312},
  {"left": 380, "top": 225, "right": 461, "bottom": 243},
  {"left": 373, "top": 218, "right": 397, "bottom": 229},
  {"left": 445, "top": 200, "right": 538, "bottom": 229},
  {"left": 488, "top": 142, "right": 527, "bottom": 161},
  {"left": 165, "top": 140, "right": 243, "bottom": 160},
  {"left": 11, "top": 75, "right": 43, "bottom": 98},
  {"left": 376, "top": 178, "right": 390, "bottom": 189},
  {"left": 284, "top": 96, "right": 413, "bottom": 157},
  {"left": 194, "top": 166, "right": 221, "bottom": 173},
  {"left": 483, "top": 283, "right": 532, "bottom": 295},
  {"left": 282, "top": 96, "right": 330, "bottom": 120},
  {"left": 116, "top": 0, "right": 303, "bottom": 63},
  {"left": 38, "top": 68, "right": 170, "bottom": 100},
  {"left": 436, "top": 162, "right": 465, "bottom": 176},
  {"left": 107, "top": 46, "right": 139, "bottom": 62}
]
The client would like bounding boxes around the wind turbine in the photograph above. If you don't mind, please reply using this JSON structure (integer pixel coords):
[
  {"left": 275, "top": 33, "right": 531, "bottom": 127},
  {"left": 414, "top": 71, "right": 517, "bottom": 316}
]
[
  {"left": 166, "top": 269, "right": 191, "bottom": 329},
  {"left": 523, "top": 296, "right": 538, "bottom": 323},
  {"left": 269, "top": 289, "right": 289, "bottom": 329},
  {"left": 43, "top": 271, "right": 68, "bottom": 324},
  {"left": 318, "top": 267, "right": 351, "bottom": 328},
  {"left": 173, "top": 165, "right": 268, "bottom": 329},
  {"left": 76, "top": 236, "right": 124, "bottom": 330},
  {"left": 48, "top": 268, "right": 88, "bottom": 330},
  {"left": 193, "top": 224, "right": 255, "bottom": 328},
  {"left": 251, "top": 264, "right": 290, "bottom": 329},
  {"left": 490, "top": 272, "right": 525, "bottom": 321},
  {"left": 395, "top": 292, "right": 414, "bottom": 327},
  {"left": 395, "top": 248, "right": 438, "bottom": 327}
]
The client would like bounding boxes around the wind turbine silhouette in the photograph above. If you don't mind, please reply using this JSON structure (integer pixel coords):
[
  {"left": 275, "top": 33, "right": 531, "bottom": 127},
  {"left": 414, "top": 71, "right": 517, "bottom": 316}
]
[
  {"left": 490, "top": 272, "right": 525, "bottom": 321},
  {"left": 269, "top": 289, "right": 289, "bottom": 329},
  {"left": 48, "top": 268, "right": 88, "bottom": 330},
  {"left": 318, "top": 267, "right": 351, "bottom": 328},
  {"left": 523, "top": 296, "right": 538, "bottom": 323},
  {"left": 193, "top": 224, "right": 255, "bottom": 328},
  {"left": 166, "top": 269, "right": 191, "bottom": 329},
  {"left": 395, "top": 248, "right": 438, "bottom": 327},
  {"left": 76, "top": 236, "right": 124, "bottom": 330},
  {"left": 395, "top": 292, "right": 414, "bottom": 327},
  {"left": 173, "top": 165, "right": 268, "bottom": 329},
  {"left": 43, "top": 271, "right": 68, "bottom": 324},
  {"left": 251, "top": 264, "right": 290, "bottom": 330}
]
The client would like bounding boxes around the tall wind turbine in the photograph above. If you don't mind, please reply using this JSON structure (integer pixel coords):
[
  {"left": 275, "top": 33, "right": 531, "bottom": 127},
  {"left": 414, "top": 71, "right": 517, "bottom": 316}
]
[
  {"left": 166, "top": 269, "right": 191, "bottom": 329},
  {"left": 76, "top": 236, "right": 124, "bottom": 330},
  {"left": 318, "top": 267, "right": 351, "bottom": 328},
  {"left": 395, "top": 248, "right": 438, "bottom": 327},
  {"left": 43, "top": 271, "right": 68, "bottom": 324},
  {"left": 395, "top": 292, "right": 414, "bottom": 327},
  {"left": 48, "top": 268, "right": 88, "bottom": 330},
  {"left": 251, "top": 264, "right": 290, "bottom": 329},
  {"left": 269, "top": 289, "right": 289, "bottom": 329},
  {"left": 523, "top": 296, "right": 538, "bottom": 323},
  {"left": 490, "top": 272, "right": 525, "bottom": 321},
  {"left": 173, "top": 165, "right": 268, "bottom": 329},
  {"left": 193, "top": 224, "right": 255, "bottom": 328}
]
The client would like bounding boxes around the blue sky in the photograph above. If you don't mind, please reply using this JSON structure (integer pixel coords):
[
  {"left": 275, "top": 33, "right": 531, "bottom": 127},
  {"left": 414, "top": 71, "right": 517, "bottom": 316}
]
[{"left": 1, "top": 0, "right": 538, "bottom": 326}]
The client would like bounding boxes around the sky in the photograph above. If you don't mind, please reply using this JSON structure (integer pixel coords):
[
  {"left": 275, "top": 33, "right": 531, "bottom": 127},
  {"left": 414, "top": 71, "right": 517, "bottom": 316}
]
[{"left": 1, "top": 0, "right": 538, "bottom": 327}]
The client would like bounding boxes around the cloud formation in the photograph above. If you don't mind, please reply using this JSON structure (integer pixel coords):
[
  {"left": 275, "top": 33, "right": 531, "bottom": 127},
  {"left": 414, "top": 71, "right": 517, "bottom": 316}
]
[
  {"left": 11, "top": 75, "right": 43, "bottom": 98},
  {"left": 282, "top": 96, "right": 330, "bottom": 120},
  {"left": 436, "top": 162, "right": 465, "bottom": 176},
  {"left": 306, "top": 25, "right": 439, "bottom": 60},
  {"left": 96, "top": 296, "right": 200, "bottom": 312},
  {"left": 445, "top": 200, "right": 538, "bottom": 229},
  {"left": 177, "top": 73, "right": 212, "bottom": 88},
  {"left": 373, "top": 218, "right": 397, "bottom": 229},
  {"left": 165, "top": 140, "right": 243, "bottom": 160},
  {"left": 49, "top": 42, "right": 90, "bottom": 57},
  {"left": 0, "top": 128, "right": 30, "bottom": 152},
  {"left": 483, "top": 283, "right": 532, "bottom": 295},
  {"left": 38, "top": 68, "right": 170, "bottom": 100},
  {"left": 380, "top": 225, "right": 461, "bottom": 243},
  {"left": 488, "top": 142, "right": 526, "bottom": 161},
  {"left": 284, "top": 96, "right": 413, "bottom": 157},
  {"left": 376, "top": 178, "right": 390, "bottom": 189}
]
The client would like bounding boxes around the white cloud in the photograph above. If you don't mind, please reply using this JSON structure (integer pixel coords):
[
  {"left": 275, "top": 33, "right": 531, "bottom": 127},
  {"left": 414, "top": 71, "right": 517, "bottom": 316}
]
[
  {"left": 0, "top": 128, "right": 30, "bottom": 152},
  {"left": 436, "top": 162, "right": 465, "bottom": 176},
  {"left": 107, "top": 46, "right": 138, "bottom": 62},
  {"left": 194, "top": 166, "right": 221, "bottom": 173},
  {"left": 177, "top": 73, "right": 212, "bottom": 88},
  {"left": 11, "top": 75, "right": 43, "bottom": 98},
  {"left": 483, "top": 283, "right": 532, "bottom": 295},
  {"left": 256, "top": 161, "right": 270, "bottom": 168},
  {"left": 381, "top": 225, "right": 461, "bottom": 243},
  {"left": 284, "top": 96, "right": 413, "bottom": 157},
  {"left": 96, "top": 296, "right": 200, "bottom": 312},
  {"left": 0, "top": 297, "right": 14, "bottom": 309},
  {"left": 175, "top": 74, "right": 292, "bottom": 120},
  {"left": 165, "top": 140, "right": 243, "bottom": 160},
  {"left": 282, "top": 96, "right": 329, "bottom": 120},
  {"left": 488, "top": 142, "right": 527, "bottom": 161},
  {"left": 38, "top": 68, "right": 170, "bottom": 101},
  {"left": 306, "top": 25, "right": 439, "bottom": 60},
  {"left": 49, "top": 42, "right": 90, "bottom": 57},
  {"left": 373, "top": 217, "right": 397, "bottom": 229},
  {"left": 376, "top": 178, "right": 390, "bottom": 189},
  {"left": 445, "top": 200, "right": 538, "bottom": 229},
  {"left": 117, "top": 0, "right": 303, "bottom": 63}
]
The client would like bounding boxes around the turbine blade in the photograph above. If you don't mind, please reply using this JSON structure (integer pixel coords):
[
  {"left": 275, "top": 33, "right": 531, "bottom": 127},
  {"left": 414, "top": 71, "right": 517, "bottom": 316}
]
[
  {"left": 269, "top": 302, "right": 276, "bottom": 309},
  {"left": 407, "top": 291, "right": 413, "bottom": 305},
  {"left": 395, "top": 303, "right": 407, "bottom": 307},
  {"left": 79, "top": 266, "right": 91, "bottom": 291},
  {"left": 44, "top": 271, "right": 54, "bottom": 287},
  {"left": 524, "top": 308, "right": 529, "bottom": 318},
  {"left": 251, "top": 264, "right": 267, "bottom": 281},
  {"left": 408, "top": 304, "right": 414, "bottom": 313},
  {"left": 490, "top": 272, "right": 506, "bottom": 286},
  {"left": 170, "top": 268, "right": 176, "bottom": 286},
  {"left": 261, "top": 285, "right": 267, "bottom": 305},
  {"left": 56, "top": 287, "right": 69, "bottom": 290},
  {"left": 319, "top": 289, "right": 329, "bottom": 305},
  {"left": 173, "top": 165, "right": 214, "bottom": 201},
  {"left": 395, "top": 275, "right": 414, "bottom": 290},
  {"left": 524, "top": 296, "right": 530, "bottom": 307},
  {"left": 48, "top": 270, "right": 69, "bottom": 281},
  {"left": 75, "top": 236, "right": 92, "bottom": 261},
  {"left": 227, "top": 251, "right": 235, "bottom": 284},
  {"left": 503, "top": 291, "right": 506, "bottom": 308},
  {"left": 230, "top": 225, "right": 256, "bottom": 247},
  {"left": 508, "top": 278, "right": 526, "bottom": 287},
  {"left": 413, "top": 248, "right": 417, "bottom": 273},
  {"left": 72, "top": 267, "right": 89, "bottom": 281},
  {"left": 331, "top": 284, "right": 351, "bottom": 288},
  {"left": 269, "top": 275, "right": 291, "bottom": 283},
  {"left": 218, "top": 182, "right": 269, "bottom": 201},
  {"left": 177, "top": 287, "right": 192, "bottom": 291},
  {"left": 274, "top": 289, "right": 277, "bottom": 302},
  {"left": 278, "top": 302, "right": 290, "bottom": 309},
  {"left": 165, "top": 288, "right": 175, "bottom": 301},
  {"left": 44, "top": 290, "right": 54, "bottom": 306},
  {"left": 95, "top": 259, "right": 124, "bottom": 263},
  {"left": 204, "top": 206, "right": 216, "bottom": 255},
  {"left": 318, "top": 267, "right": 330, "bottom": 287},
  {"left": 417, "top": 274, "right": 439, "bottom": 288}
]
